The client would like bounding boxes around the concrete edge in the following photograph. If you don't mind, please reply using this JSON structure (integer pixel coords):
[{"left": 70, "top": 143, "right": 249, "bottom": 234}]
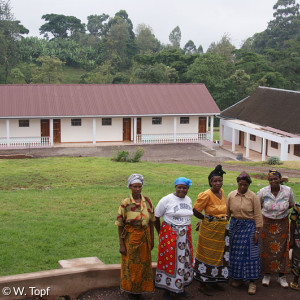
[{"left": 0, "top": 263, "right": 157, "bottom": 300}]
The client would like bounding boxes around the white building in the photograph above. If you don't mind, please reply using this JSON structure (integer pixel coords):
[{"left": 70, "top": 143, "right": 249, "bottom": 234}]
[
  {"left": 219, "top": 86, "right": 300, "bottom": 161},
  {"left": 0, "top": 84, "right": 220, "bottom": 148}
]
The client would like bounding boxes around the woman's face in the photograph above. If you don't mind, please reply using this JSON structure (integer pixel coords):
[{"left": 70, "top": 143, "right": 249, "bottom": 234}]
[
  {"left": 175, "top": 184, "right": 189, "bottom": 198},
  {"left": 210, "top": 176, "right": 223, "bottom": 190},
  {"left": 268, "top": 174, "right": 281, "bottom": 188},
  {"left": 129, "top": 183, "right": 142, "bottom": 198},
  {"left": 238, "top": 179, "right": 250, "bottom": 194}
]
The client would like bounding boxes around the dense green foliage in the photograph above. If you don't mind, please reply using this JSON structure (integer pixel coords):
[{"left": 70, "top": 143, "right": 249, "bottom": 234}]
[
  {"left": 1, "top": 0, "right": 300, "bottom": 109},
  {"left": 0, "top": 157, "right": 299, "bottom": 275}
]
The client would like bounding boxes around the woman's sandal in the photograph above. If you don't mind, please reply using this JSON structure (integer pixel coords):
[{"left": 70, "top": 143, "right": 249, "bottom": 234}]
[{"left": 290, "top": 282, "right": 300, "bottom": 290}]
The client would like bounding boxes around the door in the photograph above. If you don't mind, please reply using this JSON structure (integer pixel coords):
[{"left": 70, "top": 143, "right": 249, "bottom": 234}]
[
  {"left": 239, "top": 131, "right": 244, "bottom": 147},
  {"left": 41, "top": 119, "right": 50, "bottom": 137},
  {"left": 137, "top": 118, "right": 141, "bottom": 135},
  {"left": 123, "top": 118, "right": 131, "bottom": 141},
  {"left": 53, "top": 119, "right": 61, "bottom": 143},
  {"left": 198, "top": 117, "right": 206, "bottom": 133}
]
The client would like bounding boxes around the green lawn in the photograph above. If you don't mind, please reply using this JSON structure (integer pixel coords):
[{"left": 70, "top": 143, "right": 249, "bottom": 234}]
[{"left": 0, "top": 157, "right": 299, "bottom": 276}]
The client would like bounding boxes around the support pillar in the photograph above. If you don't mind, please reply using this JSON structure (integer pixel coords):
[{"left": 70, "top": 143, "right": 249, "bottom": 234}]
[
  {"left": 92, "top": 118, "right": 96, "bottom": 145},
  {"left": 50, "top": 119, "right": 54, "bottom": 146},
  {"left": 245, "top": 132, "right": 250, "bottom": 158},
  {"left": 6, "top": 119, "right": 10, "bottom": 147},
  {"left": 173, "top": 117, "right": 177, "bottom": 142},
  {"left": 210, "top": 116, "right": 214, "bottom": 141}
]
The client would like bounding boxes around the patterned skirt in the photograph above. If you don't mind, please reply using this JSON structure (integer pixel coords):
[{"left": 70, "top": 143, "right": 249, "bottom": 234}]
[
  {"left": 194, "top": 217, "right": 229, "bottom": 283},
  {"left": 120, "top": 225, "right": 154, "bottom": 294},
  {"left": 155, "top": 222, "right": 193, "bottom": 293},
  {"left": 260, "top": 216, "right": 290, "bottom": 274},
  {"left": 291, "top": 223, "right": 300, "bottom": 276},
  {"left": 229, "top": 218, "right": 260, "bottom": 281}
]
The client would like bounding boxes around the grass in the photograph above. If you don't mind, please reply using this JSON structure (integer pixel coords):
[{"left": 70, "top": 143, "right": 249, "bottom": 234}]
[
  {"left": 224, "top": 160, "right": 300, "bottom": 170},
  {"left": 0, "top": 157, "right": 299, "bottom": 276}
]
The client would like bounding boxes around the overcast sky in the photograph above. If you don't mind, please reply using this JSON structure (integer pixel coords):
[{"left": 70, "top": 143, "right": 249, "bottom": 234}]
[{"left": 9, "top": 0, "right": 297, "bottom": 51}]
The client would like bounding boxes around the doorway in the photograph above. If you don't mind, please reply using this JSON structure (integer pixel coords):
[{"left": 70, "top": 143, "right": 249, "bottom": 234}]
[{"left": 123, "top": 118, "right": 131, "bottom": 141}]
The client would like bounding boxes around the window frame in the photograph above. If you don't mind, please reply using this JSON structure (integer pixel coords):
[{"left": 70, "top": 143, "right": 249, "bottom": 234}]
[
  {"left": 271, "top": 141, "right": 278, "bottom": 149},
  {"left": 71, "top": 118, "right": 82, "bottom": 126},
  {"left": 250, "top": 134, "right": 256, "bottom": 142},
  {"left": 294, "top": 144, "right": 300, "bottom": 157},
  {"left": 152, "top": 117, "right": 162, "bottom": 125},
  {"left": 102, "top": 118, "right": 112, "bottom": 126},
  {"left": 19, "top": 120, "right": 30, "bottom": 127},
  {"left": 180, "top": 117, "right": 190, "bottom": 124}
]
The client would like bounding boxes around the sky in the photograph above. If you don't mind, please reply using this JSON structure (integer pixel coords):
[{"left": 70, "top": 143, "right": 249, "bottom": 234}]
[{"left": 9, "top": 0, "right": 297, "bottom": 51}]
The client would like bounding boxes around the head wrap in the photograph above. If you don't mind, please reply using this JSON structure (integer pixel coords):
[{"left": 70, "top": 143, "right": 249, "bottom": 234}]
[
  {"left": 268, "top": 169, "right": 282, "bottom": 178},
  {"left": 237, "top": 171, "right": 252, "bottom": 184},
  {"left": 127, "top": 174, "right": 144, "bottom": 188},
  {"left": 208, "top": 164, "right": 226, "bottom": 186},
  {"left": 174, "top": 177, "right": 192, "bottom": 187}
]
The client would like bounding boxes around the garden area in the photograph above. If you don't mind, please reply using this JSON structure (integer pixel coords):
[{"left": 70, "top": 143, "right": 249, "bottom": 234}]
[{"left": 0, "top": 156, "right": 300, "bottom": 276}]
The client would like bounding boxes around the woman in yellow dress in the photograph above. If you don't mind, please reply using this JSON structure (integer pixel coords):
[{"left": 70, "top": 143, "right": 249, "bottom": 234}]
[{"left": 193, "top": 165, "right": 229, "bottom": 296}]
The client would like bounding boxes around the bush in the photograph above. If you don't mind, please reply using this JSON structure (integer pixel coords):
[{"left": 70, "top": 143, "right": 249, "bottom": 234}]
[
  {"left": 112, "top": 147, "right": 144, "bottom": 163},
  {"left": 130, "top": 147, "right": 145, "bottom": 162},
  {"left": 267, "top": 156, "right": 281, "bottom": 165}
]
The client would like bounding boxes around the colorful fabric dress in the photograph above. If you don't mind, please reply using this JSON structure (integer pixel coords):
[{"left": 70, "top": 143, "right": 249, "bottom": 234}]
[
  {"left": 115, "top": 195, "right": 155, "bottom": 294},
  {"left": 155, "top": 193, "right": 194, "bottom": 294},
  {"left": 290, "top": 203, "right": 300, "bottom": 277},
  {"left": 258, "top": 185, "right": 295, "bottom": 274},
  {"left": 193, "top": 189, "right": 229, "bottom": 283},
  {"left": 227, "top": 189, "right": 263, "bottom": 281}
]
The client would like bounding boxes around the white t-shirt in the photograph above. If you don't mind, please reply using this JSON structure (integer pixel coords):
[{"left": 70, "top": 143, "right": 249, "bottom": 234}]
[{"left": 155, "top": 193, "right": 193, "bottom": 225}]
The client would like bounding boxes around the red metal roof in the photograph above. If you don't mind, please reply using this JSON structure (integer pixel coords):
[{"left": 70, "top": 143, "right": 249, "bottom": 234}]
[{"left": 0, "top": 84, "right": 220, "bottom": 118}]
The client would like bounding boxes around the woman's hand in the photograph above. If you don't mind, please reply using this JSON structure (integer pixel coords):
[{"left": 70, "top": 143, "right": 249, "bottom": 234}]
[
  {"left": 253, "top": 232, "right": 259, "bottom": 244},
  {"left": 195, "top": 221, "right": 201, "bottom": 231},
  {"left": 151, "top": 239, "right": 154, "bottom": 250},
  {"left": 119, "top": 244, "right": 126, "bottom": 255}
]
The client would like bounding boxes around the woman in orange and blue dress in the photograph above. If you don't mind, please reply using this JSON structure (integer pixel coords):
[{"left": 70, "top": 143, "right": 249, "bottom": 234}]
[{"left": 116, "top": 174, "right": 155, "bottom": 300}]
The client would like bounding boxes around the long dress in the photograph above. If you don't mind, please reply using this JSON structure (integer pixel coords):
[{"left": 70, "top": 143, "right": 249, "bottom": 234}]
[
  {"left": 115, "top": 195, "right": 155, "bottom": 294},
  {"left": 290, "top": 203, "right": 300, "bottom": 277},
  {"left": 154, "top": 193, "right": 194, "bottom": 294},
  {"left": 193, "top": 189, "right": 229, "bottom": 283},
  {"left": 258, "top": 185, "right": 295, "bottom": 274},
  {"left": 227, "top": 189, "right": 263, "bottom": 281}
]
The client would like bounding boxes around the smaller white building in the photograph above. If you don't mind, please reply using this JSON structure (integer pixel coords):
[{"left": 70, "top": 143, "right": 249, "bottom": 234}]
[{"left": 219, "top": 87, "right": 300, "bottom": 161}]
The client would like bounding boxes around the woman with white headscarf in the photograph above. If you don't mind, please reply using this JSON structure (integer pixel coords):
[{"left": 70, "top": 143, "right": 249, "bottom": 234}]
[{"left": 116, "top": 174, "right": 155, "bottom": 300}]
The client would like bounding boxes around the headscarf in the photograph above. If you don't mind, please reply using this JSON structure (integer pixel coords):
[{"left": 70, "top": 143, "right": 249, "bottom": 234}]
[
  {"left": 268, "top": 169, "right": 282, "bottom": 178},
  {"left": 237, "top": 171, "right": 252, "bottom": 184},
  {"left": 208, "top": 164, "right": 226, "bottom": 186},
  {"left": 127, "top": 173, "right": 144, "bottom": 188},
  {"left": 174, "top": 177, "right": 192, "bottom": 187}
]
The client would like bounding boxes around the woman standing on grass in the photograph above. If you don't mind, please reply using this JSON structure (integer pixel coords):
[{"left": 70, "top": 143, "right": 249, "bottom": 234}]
[
  {"left": 193, "top": 165, "right": 229, "bottom": 296},
  {"left": 227, "top": 172, "right": 263, "bottom": 295},
  {"left": 154, "top": 177, "right": 194, "bottom": 300},
  {"left": 116, "top": 174, "right": 155, "bottom": 300},
  {"left": 258, "top": 170, "right": 295, "bottom": 288}
]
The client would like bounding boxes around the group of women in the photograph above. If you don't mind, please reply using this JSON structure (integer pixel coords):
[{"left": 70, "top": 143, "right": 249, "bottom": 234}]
[{"left": 115, "top": 166, "right": 299, "bottom": 299}]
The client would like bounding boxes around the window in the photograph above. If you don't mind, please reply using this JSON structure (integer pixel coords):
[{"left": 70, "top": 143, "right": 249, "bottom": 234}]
[
  {"left": 271, "top": 141, "right": 278, "bottom": 149},
  {"left": 294, "top": 145, "right": 300, "bottom": 157},
  {"left": 152, "top": 117, "right": 162, "bottom": 125},
  {"left": 250, "top": 134, "right": 256, "bottom": 141},
  {"left": 102, "top": 118, "right": 112, "bottom": 126},
  {"left": 71, "top": 119, "right": 81, "bottom": 126},
  {"left": 19, "top": 120, "right": 29, "bottom": 127},
  {"left": 180, "top": 117, "right": 189, "bottom": 124}
]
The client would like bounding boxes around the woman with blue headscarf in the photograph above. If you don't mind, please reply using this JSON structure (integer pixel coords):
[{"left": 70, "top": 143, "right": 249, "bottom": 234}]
[{"left": 154, "top": 177, "right": 194, "bottom": 300}]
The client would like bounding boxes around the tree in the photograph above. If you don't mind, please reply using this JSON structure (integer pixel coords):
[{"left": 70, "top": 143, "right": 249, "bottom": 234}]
[
  {"left": 39, "top": 14, "right": 85, "bottom": 39},
  {"left": 169, "top": 26, "right": 181, "bottom": 49},
  {"left": 0, "top": 0, "right": 29, "bottom": 82},
  {"left": 87, "top": 14, "right": 109, "bottom": 37},
  {"left": 252, "top": 0, "right": 300, "bottom": 51},
  {"left": 183, "top": 40, "right": 196, "bottom": 54},
  {"left": 135, "top": 24, "right": 159, "bottom": 54},
  {"left": 207, "top": 34, "right": 235, "bottom": 60},
  {"left": 32, "top": 56, "right": 64, "bottom": 83}
]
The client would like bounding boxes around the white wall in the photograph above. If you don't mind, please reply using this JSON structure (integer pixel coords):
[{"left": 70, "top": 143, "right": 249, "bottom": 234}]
[
  {"left": 61, "top": 118, "right": 93, "bottom": 142},
  {"left": 249, "top": 136, "right": 262, "bottom": 153},
  {"left": 0, "top": 120, "right": 6, "bottom": 138},
  {"left": 3, "top": 119, "right": 41, "bottom": 137},
  {"left": 97, "top": 118, "right": 122, "bottom": 142},
  {"left": 288, "top": 145, "right": 300, "bottom": 161},
  {"left": 223, "top": 126, "right": 239, "bottom": 144},
  {"left": 176, "top": 116, "right": 199, "bottom": 134}
]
